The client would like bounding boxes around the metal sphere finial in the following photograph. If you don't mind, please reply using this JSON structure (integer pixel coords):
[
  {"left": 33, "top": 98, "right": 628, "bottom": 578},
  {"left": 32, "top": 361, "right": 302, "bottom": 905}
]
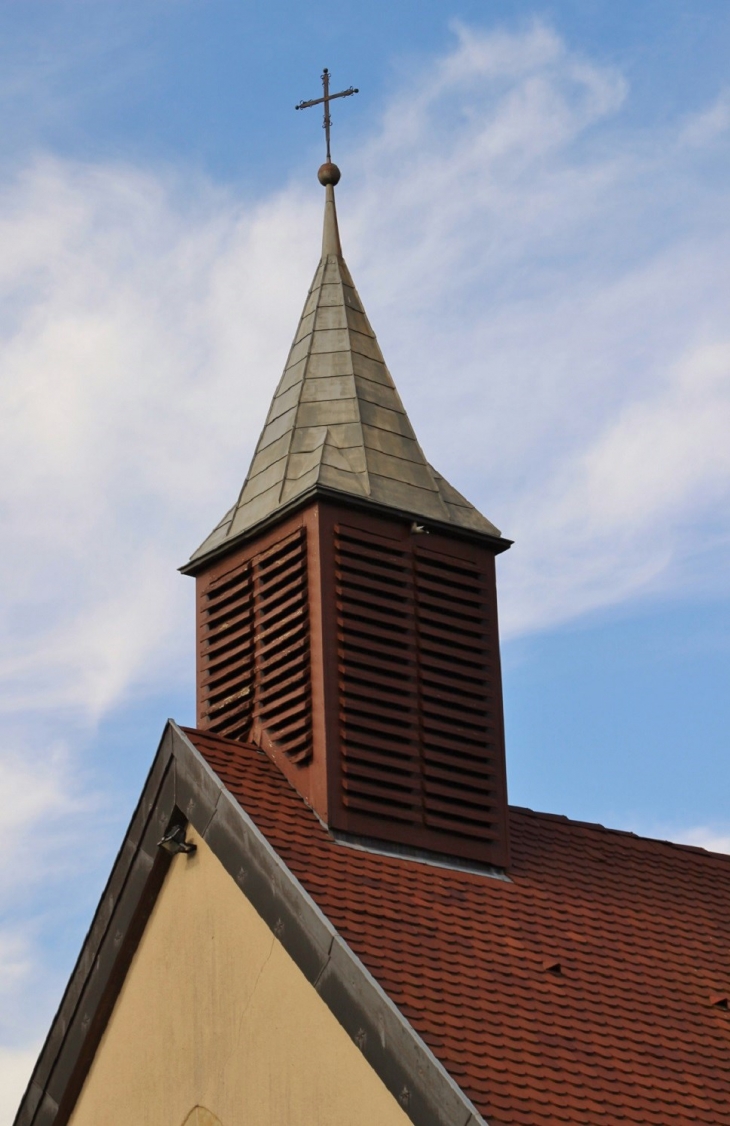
[{"left": 318, "top": 162, "right": 341, "bottom": 186}]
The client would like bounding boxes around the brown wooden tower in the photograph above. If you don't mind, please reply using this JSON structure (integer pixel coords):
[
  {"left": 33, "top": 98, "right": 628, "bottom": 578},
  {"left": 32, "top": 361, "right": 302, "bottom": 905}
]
[{"left": 181, "top": 164, "right": 512, "bottom": 867}]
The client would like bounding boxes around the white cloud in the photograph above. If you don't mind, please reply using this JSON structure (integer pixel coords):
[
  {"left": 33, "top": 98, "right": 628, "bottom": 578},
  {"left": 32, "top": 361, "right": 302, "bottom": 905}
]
[
  {"left": 501, "top": 337, "right": 730, "bottom": 632},
  {"left": 0, "top": 920, "right": 54, "bottom": 1121},
  {"left": 337, "top": 23, "right": 730, "bottom": 636},
  {"left": 0, "top": 738, "right": 111, "bottom": 1125},
  {"left": 679, "top": 88, "right": 730, "bottom": 147},
  {"left": 0, "top": 1045, "right": 39, "bottom": 1126},
  {"left": 0, "top": 740, "right": 85, "bottom": 894},
  {"left": 0, "top": 158, "right": 320, "bottom": 722},
  {"left": 0, "top": 931, "right": 34, "bottom": 995},
  {"left": 661, "top": 826, "right": 730, "bottom": 855}
]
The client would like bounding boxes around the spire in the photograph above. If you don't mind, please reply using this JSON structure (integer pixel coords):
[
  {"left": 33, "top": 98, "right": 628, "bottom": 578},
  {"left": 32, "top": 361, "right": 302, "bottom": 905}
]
[
  {"left": 321, "top": 183, "right": 341, "bottom": 257},
  {"left": 319, "top": 161, "right": 342, "bottom": 257},
  {"left": 188, "top": 166, "right": 504, "bottom": 567}
]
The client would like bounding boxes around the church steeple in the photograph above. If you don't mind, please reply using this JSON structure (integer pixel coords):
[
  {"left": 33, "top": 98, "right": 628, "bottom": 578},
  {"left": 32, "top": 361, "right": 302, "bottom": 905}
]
[
  {"left": 184, "top": 157, "right": 512, "bottom": 869},
  {"left": 188, "top": 169, "right": 501, "bottom": 570}
]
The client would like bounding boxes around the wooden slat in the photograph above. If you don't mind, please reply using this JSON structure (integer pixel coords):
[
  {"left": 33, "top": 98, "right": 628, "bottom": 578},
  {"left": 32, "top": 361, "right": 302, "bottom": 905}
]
[
  {"left": 341, "top": 752, "right": 420, "bottom": 779},
  {"left": 342, "top": 698, "right": 417, "bottom": 723},
  {"left": 339, "top": 639, "right": 416, "bottom": 669},
  {"left": 421, "top": 731, "right": 496, "bottom": 759},
  {"left": 339, "top": 601, "right": 409, "bottom": 624},
  {"left": 421, "top": 697, "right": 489, "bottom": 726},
  {"left": 419, "top": 664, "right": 486, "bottom": 694},
  {"left": 340, "top": 711, "right": 417, "bottom": 741},
  {"left": 337, "top": 575, "right": 410, "bottom": 601},
  {"left": 204, "top": 656, "right": 255, "bottom": 693},
  {"left": 340, "top": 660, "right": 416, "bottom": 686},
  {"left": 422, "top": 746, "right": 494, "bottom": 776},
  {"left": 341, "top": 730, "right": 420, "bottom": 759}
]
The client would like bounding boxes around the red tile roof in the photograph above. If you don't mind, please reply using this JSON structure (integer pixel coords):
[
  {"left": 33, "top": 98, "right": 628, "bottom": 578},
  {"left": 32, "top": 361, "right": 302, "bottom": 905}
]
[{"left": 185, "top": 728, "right": 730, "bottom": 1126}]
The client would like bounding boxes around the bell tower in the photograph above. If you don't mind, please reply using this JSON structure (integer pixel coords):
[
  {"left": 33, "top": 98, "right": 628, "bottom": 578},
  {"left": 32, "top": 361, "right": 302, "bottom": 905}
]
[{"left": 181, "top": 159, "right": 512, "bottom": 867}]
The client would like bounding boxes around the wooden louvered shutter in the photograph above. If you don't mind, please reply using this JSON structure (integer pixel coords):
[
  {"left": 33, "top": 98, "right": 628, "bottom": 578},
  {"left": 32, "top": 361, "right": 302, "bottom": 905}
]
[
  {"left": 199, "top": 559, "right": 255, "bottom": 740},
  {"left": 199, "top": 528, "right": 312, "bottom": 762},
  {"left": 335, "top": 520, "right": 505, "bottom": 858},
  {"left": 415, "top": 546, "right": 501, "bottom": 844},
  {"left": 252, "top": 530, "right": 312, "bottom": 763},
  {"left": 335, "top": 525, "right": 421, "bottom": 824}
]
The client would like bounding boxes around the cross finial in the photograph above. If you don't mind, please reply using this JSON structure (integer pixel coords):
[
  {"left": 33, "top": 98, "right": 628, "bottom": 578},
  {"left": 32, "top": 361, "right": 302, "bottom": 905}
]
[{"left": 295, "top": 68, "right": 359, "bottom": 180}]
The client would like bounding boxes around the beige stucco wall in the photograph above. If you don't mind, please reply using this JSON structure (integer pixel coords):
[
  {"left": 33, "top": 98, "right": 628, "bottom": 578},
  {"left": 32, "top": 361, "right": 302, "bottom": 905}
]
[{"left": 69, "top": 827, "right": 413, "bottom": 1126}]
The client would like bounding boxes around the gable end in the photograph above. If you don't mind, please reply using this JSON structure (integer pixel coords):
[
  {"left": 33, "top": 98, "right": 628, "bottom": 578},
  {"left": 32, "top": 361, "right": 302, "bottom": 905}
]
[{"left": 14, "top": 720, "right": 486, "bottom": 1126}]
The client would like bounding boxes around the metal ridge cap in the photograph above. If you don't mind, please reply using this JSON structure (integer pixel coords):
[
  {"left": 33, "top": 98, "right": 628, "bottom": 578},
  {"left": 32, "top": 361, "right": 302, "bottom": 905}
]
[{"left": 180, "top": 484, "right": 512, "bottom": 574}]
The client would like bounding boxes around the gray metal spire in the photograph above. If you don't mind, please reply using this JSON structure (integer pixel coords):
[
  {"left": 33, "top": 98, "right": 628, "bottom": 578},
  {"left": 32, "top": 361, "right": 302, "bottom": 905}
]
[{"left": 188, "top": 170, "right": 502, "bottom": 566}]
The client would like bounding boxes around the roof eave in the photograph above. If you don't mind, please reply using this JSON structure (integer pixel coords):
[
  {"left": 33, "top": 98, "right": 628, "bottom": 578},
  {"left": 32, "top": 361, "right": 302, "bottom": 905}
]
[{"left": 181, "top": 484, "right": 512, "bottom": 576}]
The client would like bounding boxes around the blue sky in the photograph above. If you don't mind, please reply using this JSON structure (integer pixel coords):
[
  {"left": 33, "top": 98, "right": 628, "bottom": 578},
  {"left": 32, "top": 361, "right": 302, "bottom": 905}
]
[{"left": 1, "top": 1, "right": 730, "bottom": 1117}]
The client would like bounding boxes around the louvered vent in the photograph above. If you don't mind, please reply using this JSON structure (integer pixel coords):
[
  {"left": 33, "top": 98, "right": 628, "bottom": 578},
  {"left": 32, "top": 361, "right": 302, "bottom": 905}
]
[
  {"left": 416, "top": 549, "right": 499, "bottom": 840},
  {"left": 200, "top": 556, "right": 255, "bottom": 740},
  {"left": 336, "top": 527, "right": 420, "bottom": 824},
  {"left": 336, "top": 522, "right": 502, "bottom": 848},
  {"left": 200, "top": 529, "right": 312, "bottom": 763}
]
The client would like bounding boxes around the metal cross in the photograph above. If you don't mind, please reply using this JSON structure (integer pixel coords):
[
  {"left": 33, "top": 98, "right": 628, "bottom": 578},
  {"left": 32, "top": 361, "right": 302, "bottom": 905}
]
[{"left": 295, "top": 69, "right": 359, "bottom": 163}]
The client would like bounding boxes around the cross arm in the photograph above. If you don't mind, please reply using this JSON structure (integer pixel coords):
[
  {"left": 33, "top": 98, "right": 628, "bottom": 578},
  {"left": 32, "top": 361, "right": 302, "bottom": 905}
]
[{"left": 295, "top": 86, "right": 359, "bottom": 110}]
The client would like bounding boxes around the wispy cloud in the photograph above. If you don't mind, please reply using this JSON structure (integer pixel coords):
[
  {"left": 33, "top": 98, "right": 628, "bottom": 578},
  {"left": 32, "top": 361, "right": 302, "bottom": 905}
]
[
  {"left": 0, "top": 740, "right": 94, "bottom": 1123},
  {"left": 679, "top": 88, "right": 730, "bottom": 148},
  {"left": 0, "top": 1044, "right": 41, "bottom": 1126},
  {"left": 0, "top": 158, "right": 319, "bottom": 721},
  {"left": 341, "top": 21, "right": 730, "bottom": 635},
  {"left": 672, "top": 826, "right": 730, "bottom": 855}
]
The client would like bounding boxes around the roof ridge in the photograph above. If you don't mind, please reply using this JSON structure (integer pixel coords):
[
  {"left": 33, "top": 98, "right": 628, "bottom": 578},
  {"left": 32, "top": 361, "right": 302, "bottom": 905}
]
[
  {"left": 510, "top": 804, "right": 730, "bottom": 859},
  {"left": 172, "top": 741, "right": 730, "bottom": 864}
]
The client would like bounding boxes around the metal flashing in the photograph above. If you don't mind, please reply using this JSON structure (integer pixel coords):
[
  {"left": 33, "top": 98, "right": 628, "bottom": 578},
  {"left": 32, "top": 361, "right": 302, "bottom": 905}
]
[
  {"left": 329, "top": 829, "right": 512, "bottom": 881},
  {"left": 13, "top": 720, "right": 489, "bottom": 1126},
  {"left": 181, "top": 483, "right": 511, "bottom": 576}
]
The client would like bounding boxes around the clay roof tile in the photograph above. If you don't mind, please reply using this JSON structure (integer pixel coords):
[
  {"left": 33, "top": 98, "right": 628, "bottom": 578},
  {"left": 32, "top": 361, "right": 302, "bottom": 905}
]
[{"left": 186, "top": 727, "right": 730, "bottom": 1126}]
